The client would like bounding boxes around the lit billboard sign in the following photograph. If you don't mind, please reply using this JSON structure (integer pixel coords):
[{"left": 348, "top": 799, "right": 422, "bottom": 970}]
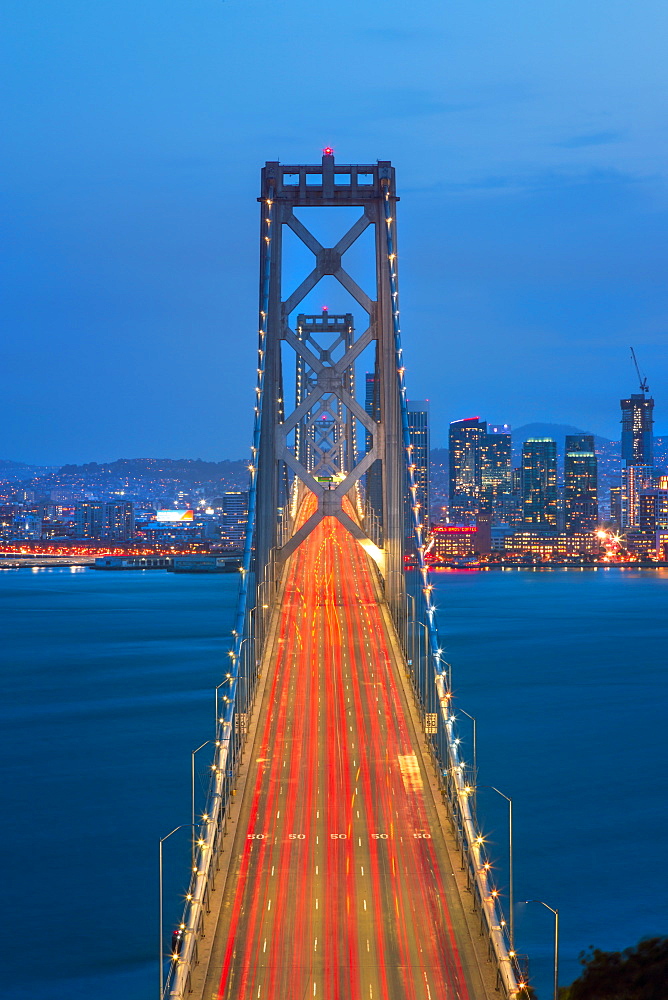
[
  {"left": 432, "top": 525, "right": 476, "bottom": 534},
  {"left": 156, "top": 509, "right": 194, "bottom": 523}
]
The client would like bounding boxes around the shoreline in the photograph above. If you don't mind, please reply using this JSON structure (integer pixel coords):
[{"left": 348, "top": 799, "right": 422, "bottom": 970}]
[{"left": 432, "top": 561, "right": 668, "bottom": 571}]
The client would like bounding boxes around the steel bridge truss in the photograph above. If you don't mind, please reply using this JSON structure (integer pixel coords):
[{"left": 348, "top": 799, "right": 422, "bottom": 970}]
[{"left": 255, "top": 153, "right": 405, "bottom": 598}]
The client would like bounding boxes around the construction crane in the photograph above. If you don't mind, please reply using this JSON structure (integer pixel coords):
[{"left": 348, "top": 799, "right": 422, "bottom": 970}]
[{"left": 630, "top": 346, "right": 650, "bottom": 394}]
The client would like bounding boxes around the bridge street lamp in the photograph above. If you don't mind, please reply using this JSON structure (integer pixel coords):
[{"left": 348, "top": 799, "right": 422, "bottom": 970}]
[
  {"left": 477, "top": 785, "right": 513, "bottom": 951},
  {"left": 236, "top": 636, "right": 253, "bottom": 722},
  {"left": 159, "top": 824, "right": 194, "bottom": 1000},
  {"left": 521, "top": 899, "right": 559, "bottom": 1000},
  {"left": 191, "top": 742, "right": 214, "bottom": 863},
  {"left": 457, "top": 708, "right": 477, "bottom": 787},
  {"left": 407, "top": 620, "right": 427, "bottom": 707}
]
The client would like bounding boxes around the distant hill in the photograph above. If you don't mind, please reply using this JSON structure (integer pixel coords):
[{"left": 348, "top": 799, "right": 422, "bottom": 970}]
[
  {"left": 0, "top": 460, "right": 54, "bottom": 481},
  {"left": 57, "top": 457, "right": 248, "bottom": 484}
]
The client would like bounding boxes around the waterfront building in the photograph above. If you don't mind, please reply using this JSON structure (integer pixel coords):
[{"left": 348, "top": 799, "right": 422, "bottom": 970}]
[
  {"left": 621, "top": 393, "right": 654, "bottom": 467},
  {"left": 564, "top": 434, "right": 598, "bottom": 533},
  {"left": 638, "top": 477, "right": 668, "bottom": 534},
  {"left": 431, "top": 524, "right": 477, "bottom": 560},
  {"left": 521, "top": 439, "right": 558, "bottom": 529},
  {"left": 74, "top": 501, "right": 135, "bottom": 541},
  {"left": 500, "top": 530, "right": 598, "bottom": 558}
]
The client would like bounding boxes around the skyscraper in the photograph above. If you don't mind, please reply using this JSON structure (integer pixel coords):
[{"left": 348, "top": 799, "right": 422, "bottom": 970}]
[
  {"left": 621, "top": 393, "right": 654, "bottom": 467},
  {"left": 621, "top": 465, "right": 654, "bottom": 529},
  {"left": 521, "top": 439, "right": 557, "bottom": 529},
  {"left": 564, "top": 435, "right": 598, "bottom": 533},
  {"left": 480, "top": 424, "right": 512, "bottom": 520},
  {"left": 448, "top": 417, "right": 486, "bottom": 523},
  {"left": 219, "top": 492, "right": 249, "bottom": 550},
  {"left": 406, "top": 400, "right": 430, "bottom": 535}
]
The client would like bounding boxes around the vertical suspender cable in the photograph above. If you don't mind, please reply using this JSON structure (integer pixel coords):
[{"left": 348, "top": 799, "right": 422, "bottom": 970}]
[
  {"left": 381, "top": 180, "right": 444, "bottom": 689},
  {"left": 219, "top": 185, "right": 275, "bottom": 742},
  {"left": 381, "top": 181, "right": 520, "bottom": 999}
]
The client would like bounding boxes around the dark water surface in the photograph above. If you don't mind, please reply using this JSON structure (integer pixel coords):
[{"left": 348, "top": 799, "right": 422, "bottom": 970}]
[{"left": 1, "top": 566, "right": 666, "bottom": 998}]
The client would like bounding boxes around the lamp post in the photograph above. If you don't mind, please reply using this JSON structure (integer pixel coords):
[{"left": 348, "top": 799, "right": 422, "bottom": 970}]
[
  {"left": 437, "top": 651, "right": 453, "bottom": 695},
  {"left": 406, "top": 591, "right": 415, "bottom": 661},
  {"left": 214, "top": 681, "right": 228, "bottom": 730},
  {"left": 191, "top": 742, "right": 213, "bottom": 858},
  {"left": 521, "top": 899, "right": 559, "bottom": 1000},
  {"left": 407, "top": 619, "right": 427, "bottom": 704},
  {"left": 458, "top": 708, "right": 477, "bottom": 786},
  {"left": 159, "top": 824, "right": 193, "bottom": 1000},
  {"left": 478, "top": 785, "right": 513, "bottom": 950},
  {"left": 236, "top": 635, "right": 252, "bottom": 719}
]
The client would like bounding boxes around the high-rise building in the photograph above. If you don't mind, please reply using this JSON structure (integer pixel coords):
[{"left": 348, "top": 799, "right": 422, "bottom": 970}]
[
  {"left": 564, "top": 435, "right": 598, "bottom": 533},
  {"left": 480, "top": 424, "right": 512, "bottom": 519},
  {"left": 406, "top": 401, "right": 430, "bottom": 535},
  {"left": 219, "top": 492, "right": 249, "bottom": 550},
  {"left": 609, "top": 486, "right": 621, "bottom": 527},
  {"left": 620, "top": 465, "right": 654, "bottom": 529},
  {"left": 74, "top": 502, "right": 134, "bottom": 541},
  {"left": 621, "top": 393, "right": 654, "bottom": 467},
  {"left": 638, "top": 477, "right": 668, "bottom": 534},
  {"left": 448, "top": 417, "right": 486, "bottom": 523},
  {"left": 521, "top": 439, "right": 558, "bottom": 529}
]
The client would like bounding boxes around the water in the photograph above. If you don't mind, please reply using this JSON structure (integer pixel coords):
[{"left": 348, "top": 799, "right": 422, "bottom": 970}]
[
  {"left": 0, "top": 567, "right": 237, "bottom": 1000},
  {"left": 0, "top": 566, "right": 666, "bottom": 998},
  {"left": 434, "top": 566, "right": 668, "bottom": 994}
]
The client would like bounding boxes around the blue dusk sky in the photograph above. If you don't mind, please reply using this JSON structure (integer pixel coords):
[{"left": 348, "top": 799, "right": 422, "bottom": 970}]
[{"left": 2, "top": 0, "right": 667, "bottom": 464}]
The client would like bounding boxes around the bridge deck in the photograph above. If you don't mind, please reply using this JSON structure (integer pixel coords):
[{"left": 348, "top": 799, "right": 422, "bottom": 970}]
[{"left": 200, "top": 507, "right": 490, "bottom": 999}]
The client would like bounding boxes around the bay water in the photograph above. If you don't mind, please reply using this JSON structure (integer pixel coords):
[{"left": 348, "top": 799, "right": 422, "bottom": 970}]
[{"left": 0, "top": 566, "right": 665, "bottom": 998}]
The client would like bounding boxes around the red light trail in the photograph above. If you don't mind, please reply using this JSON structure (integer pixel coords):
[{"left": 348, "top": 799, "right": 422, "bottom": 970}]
[{"left": 204, "top": 497, "right": 477, "bottom": 998}]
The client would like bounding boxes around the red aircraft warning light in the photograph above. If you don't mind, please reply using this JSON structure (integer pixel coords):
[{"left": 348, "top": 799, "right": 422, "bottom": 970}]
[{"left": 323, "top": 146, "right": 334, "bottom": 156}]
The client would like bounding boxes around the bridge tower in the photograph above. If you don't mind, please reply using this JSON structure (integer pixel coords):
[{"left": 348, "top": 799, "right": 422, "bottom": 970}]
[{"left": 254, "top": 152, "right": 407, "bottom": 611}]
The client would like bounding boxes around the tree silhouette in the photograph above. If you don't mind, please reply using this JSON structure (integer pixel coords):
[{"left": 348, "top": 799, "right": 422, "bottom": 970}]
[{"left": 559, "top": 937, "right": 668, "bottom": 1000}]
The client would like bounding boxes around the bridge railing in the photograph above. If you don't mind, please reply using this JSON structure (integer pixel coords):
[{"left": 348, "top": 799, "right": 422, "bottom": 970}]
[
  {"left": 382, "top": 176, "right": 525, "bottom": 998},
  {"left": 391, "top": 576, "right": 527, "bottom": 998}
]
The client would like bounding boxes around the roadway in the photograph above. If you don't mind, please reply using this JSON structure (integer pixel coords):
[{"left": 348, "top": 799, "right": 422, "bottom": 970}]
[{"left": 200, "top": 497, "right": 487, "bottom": 1000}]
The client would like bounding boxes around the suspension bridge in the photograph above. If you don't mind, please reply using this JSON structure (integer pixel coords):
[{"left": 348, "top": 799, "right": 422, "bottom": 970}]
[{"left": 159, "top": 154, "right": 527, "bottom": 999}]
